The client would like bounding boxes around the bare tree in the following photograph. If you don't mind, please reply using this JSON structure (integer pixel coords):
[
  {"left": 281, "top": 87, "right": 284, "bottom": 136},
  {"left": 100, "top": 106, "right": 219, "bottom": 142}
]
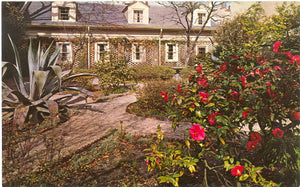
[{"left": 159, "top": 1, "right": 230, "bottom": 66}]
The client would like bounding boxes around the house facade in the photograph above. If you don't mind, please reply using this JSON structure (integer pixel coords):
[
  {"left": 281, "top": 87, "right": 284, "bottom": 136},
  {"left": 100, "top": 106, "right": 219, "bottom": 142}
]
[{"left": 25, "top": 1, "right": 231, "bottom": 68}]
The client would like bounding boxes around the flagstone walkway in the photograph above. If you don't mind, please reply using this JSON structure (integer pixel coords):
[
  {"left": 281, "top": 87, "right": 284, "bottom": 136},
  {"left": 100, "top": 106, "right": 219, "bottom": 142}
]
[{"left": 53, "top": 93, "right": 190, "bottom": 158}]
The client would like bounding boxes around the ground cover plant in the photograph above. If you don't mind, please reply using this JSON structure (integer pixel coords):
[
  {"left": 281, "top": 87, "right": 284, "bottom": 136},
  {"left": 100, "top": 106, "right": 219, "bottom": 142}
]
[
  {"left": 2, "top": 127, "right": 159, "bottom": 186},
  {"left": 147, "top": 41, "right": 300, "bottom": 186}
]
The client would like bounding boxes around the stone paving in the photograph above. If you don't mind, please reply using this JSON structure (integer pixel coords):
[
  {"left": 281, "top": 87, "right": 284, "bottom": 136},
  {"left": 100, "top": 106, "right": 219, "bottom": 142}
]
[{"left": 51, "top": 93, "right": 190, "bottom": 158}]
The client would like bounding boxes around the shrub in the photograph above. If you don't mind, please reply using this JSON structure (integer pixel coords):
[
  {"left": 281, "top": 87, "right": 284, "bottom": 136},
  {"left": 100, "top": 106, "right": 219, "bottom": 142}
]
[
  {"left": 149, "top": 42, "right": 300, "bottom": 186},
  {"left": 130, "top": 65, "right": 176, "bottom": 82},
  {"left": 135, "top": 79, "right": 178, "bottom": 113},
  {"left": 95, "top": 53, "right": 134, "bottom": 91}
]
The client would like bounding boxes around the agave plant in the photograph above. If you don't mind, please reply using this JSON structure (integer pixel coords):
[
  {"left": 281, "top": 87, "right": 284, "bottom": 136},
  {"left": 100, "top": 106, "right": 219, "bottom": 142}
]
[{"left": 2, "top": 35, "right": 96, "bottom": 127}]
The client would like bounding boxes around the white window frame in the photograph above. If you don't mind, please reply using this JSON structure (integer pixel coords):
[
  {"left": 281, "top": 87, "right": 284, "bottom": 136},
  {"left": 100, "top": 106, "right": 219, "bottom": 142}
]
[
  {"left": 165, "top": 43, "right": 178, "bottom": 62},
  {"left": 132, "top": 43, "right": 145, "bottom": 62},
  {"left": 196, "top": 45, "right": 207, "bottom": 56},
  {"left": 197, "top": 13, "right": 206, "bottom": 25},
  {"left": 133, "top": 9, "right": 144, "bottom": 24},
  {"left": 193, "top": 8, "right": 211, "bottom": 27},
  {"left": 56, "top": 42, "right": 72, "bottom": 62},
  {"left": 52, "top": 2, "right": 76, "bottom": 22},
  {"left": 58, "top": 6, "right": 70, "bottom": 21},
  {"left": 95, "top": 42, "right": 109, "bottom": 62}
]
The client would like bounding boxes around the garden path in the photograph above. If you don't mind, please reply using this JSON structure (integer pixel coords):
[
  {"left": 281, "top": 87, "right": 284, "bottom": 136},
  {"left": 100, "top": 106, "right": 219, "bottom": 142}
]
[{"left": 55, "top": 93, "right": 190, "bottom": 158}]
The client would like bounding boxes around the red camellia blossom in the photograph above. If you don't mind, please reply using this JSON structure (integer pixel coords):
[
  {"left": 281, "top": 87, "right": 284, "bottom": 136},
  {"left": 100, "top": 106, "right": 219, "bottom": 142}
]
[
  {"left": 197, "top": 78, "right": 209, "bottom": 88},
  {"left": 242, "top": 109, "right": 253, "bottom": 119},
  {"left": 267, "top": 88, "right": 275, "bottom": 98},
  {"left": 220, "top": 62, "right": 228, "bottom": 72},
  {"left": 273, "top": 41, "right": 281, "bottom": 54},
  {"left": 292, "top": 55, "right": 300, "bottom": 65},
  {"left": 273, "top": 128, "right": 284, "bottom": 138},
  {"left": 247, "top": 141, "right": 257, "bottom": 150},
  {"left": 230, "top": 91, "right": 239, "bottom": 100},
  {"left": 207, "top": 112, "right": 221, "bottom": 125},
  {"left": 160, "top": 91, "right": 168, "bottom": 101},
  {"left": 199, "top": 91, "right": 209, "bottom": 103},
  {"left": 284, "top": 51, "right": 292, "bottom": 59},
  {"left": 290, "top": 111, "right": 300, "bottom": 121},
  {"left": 231, "top": 165, "right": 244, "bottom": 176},
  {"left": 250, "top": 132, "right": 262, "bottom": 143},
  {"left": 196, "top": 65, "right": 203, "bottom": 73},
  {"left": 241, "top": 75, "right": 247, "bottom": 87},
  {"left": 177, "top": 84, "right": 182, "bottom": 93},
  {"left": 189, "top": 124, "right": 205, "bottom": 141}
]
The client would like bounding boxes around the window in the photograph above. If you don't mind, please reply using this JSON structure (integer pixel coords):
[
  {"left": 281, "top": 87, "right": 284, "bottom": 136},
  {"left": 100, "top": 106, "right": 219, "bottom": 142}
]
[
  {"left": 59, "top": 7, "right": 70, "bottom": 20},
  {"left": 197, "top": 13, "right": 206, "bottom": 25},
  {"left": 95, "top": 42, "right": 109, "bottom": 61},
  {"left": 133, "top": 10, "right": 143, "bottom": 23},
  {"left": 166, "top": 43, "right": 178, "bottom": 61},
  {"left": 197, "top": 47, "right": 206, "bottom": 55},
  {"left": 132, "top": 44, "right": 144, "bottom": 62},
  {"left": 57, "top": 42, "right": 72, "bottom": 62},
  {"left": 52, "top": 2, "right": 76, "bottom": 22}
]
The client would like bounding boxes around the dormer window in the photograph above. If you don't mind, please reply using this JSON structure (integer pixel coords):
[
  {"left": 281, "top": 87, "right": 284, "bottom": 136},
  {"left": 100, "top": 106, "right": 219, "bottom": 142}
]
[
  {"left": 59, "top": 7, "right": 70, "bottom": 20},
  {"left": 52, "top": 2, "right": 76, "bottom": 22},
  {"left": 193, "top": 7, "right": 211, "bottom": 27},
  {"left": 123, "top": 2, "right": 149, "bottom": 24},
  {"left": 197, "top": 13, "right": 206, "bottom": 25},
  {"left": 134, "top": 10, "right": 143, "bottom": 23}
]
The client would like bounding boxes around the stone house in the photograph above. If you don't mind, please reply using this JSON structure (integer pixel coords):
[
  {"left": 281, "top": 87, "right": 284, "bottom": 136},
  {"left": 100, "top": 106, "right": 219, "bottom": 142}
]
[{"left": 25, "top": 1, "right": 231, "bottom": 68}]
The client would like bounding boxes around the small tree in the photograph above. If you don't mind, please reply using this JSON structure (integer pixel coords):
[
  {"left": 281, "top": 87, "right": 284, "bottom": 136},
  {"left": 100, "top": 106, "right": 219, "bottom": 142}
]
[{"left": 160, "top": 1, "right": 230, "bottom": 66}]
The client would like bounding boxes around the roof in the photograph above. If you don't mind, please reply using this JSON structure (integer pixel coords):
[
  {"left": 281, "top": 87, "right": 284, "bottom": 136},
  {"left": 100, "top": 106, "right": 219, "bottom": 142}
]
[{"left": 27, "top": 2, "right": 218, "bottom": 30}]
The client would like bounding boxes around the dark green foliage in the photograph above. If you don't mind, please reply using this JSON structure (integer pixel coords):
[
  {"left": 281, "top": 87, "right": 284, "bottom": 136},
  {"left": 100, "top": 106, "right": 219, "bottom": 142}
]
[
  {"left": 130, "top": 65, "right": 176, "bottom": 82},
  {"left": 136, "top": 79, "right": 178, "bottom": 113},
  {"left": 95, "top": 53, "right": 134, "bottom": 91}
]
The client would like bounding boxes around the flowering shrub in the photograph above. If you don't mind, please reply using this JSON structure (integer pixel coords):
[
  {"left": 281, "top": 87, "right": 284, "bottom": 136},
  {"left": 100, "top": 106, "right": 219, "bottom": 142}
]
[{"left": 149, "top": 42, "right": 300, "bottom": 186}]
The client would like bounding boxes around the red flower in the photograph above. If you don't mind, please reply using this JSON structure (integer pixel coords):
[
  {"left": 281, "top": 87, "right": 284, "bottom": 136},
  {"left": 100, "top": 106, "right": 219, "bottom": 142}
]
[
  {"left": 230, "top": 91, "right": 239, "bottom": 100},
  {"left": 189, "top": 74, "right": 193, "bottom": 79},
  {"left": 247, "top": 141, "right": 257, "bottom": 150},
  {"left": 241, "top": 75, "right": 247, "bottom": 87},
  {"left": 273, "top": 128, "right": 284, "bottom": 138},
  {"left": 191, "top": 104, "right": 195, "bottom": 108},
  {"left": 208, "top": 112, "right": 220, "bottom": 125},
  {"left": 292, "top": 55, "right": 300, "bottom": 65},
  {"left": 220, "top": 62, "right": 228, "bottom": 72},
  {"left": 177, "top": 84, "right": 182, "bottom": 93},
  {"left": 231, "top": 165, "right": 244, "bottom": 176},
  {"left": 199, "top": 91, "right": 209, "bottom": 103},
  {"left": 273, "top": 66, "right": 282, "bottom": 71},
  {"left": 197, "top": 78, "right": 209, "bottom": 88},
  {"left": 160, "top": 91, "right": 168, "bottom": 101},
  {"left": 284, "top": 51, "right": 292, "bottom": 59},
  {"left": 266, "top": 81, "right": 272, "bottom": 87},
  {"left": 267, "top": 88, "right": 275, "bottom": 98},
  {"left": 290, "top": 111, "right": 300, "bottom": 121},
  {"left": 196, "top": 65, "right": 203, "bottom": 73},
  {"left": 250, "top": 132, "right": 261, "bottom": 143},
  {"left": 273, "top": 41, "right": 281, "bottom": 54},
  {"left": 242, "top": 109, "right": 253, "bottom": 119},
  {"left": 189, "top": 124, "right": 205, "bottom": 141}
]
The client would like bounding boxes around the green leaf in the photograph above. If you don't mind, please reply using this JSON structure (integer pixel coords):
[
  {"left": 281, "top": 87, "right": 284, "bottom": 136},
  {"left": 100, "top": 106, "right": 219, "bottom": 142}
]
[
  {"left": 205, "top": 103, "right": 215, "bottom": 107},
  {"left": 34, "top": 70, "right": 49, "bottom": 98},
  {"left": 185, "top": 140, "right": 190, "bottom": 149},
  {"left": 239, "top": 174, "right": 249, "bottom": 181}
]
